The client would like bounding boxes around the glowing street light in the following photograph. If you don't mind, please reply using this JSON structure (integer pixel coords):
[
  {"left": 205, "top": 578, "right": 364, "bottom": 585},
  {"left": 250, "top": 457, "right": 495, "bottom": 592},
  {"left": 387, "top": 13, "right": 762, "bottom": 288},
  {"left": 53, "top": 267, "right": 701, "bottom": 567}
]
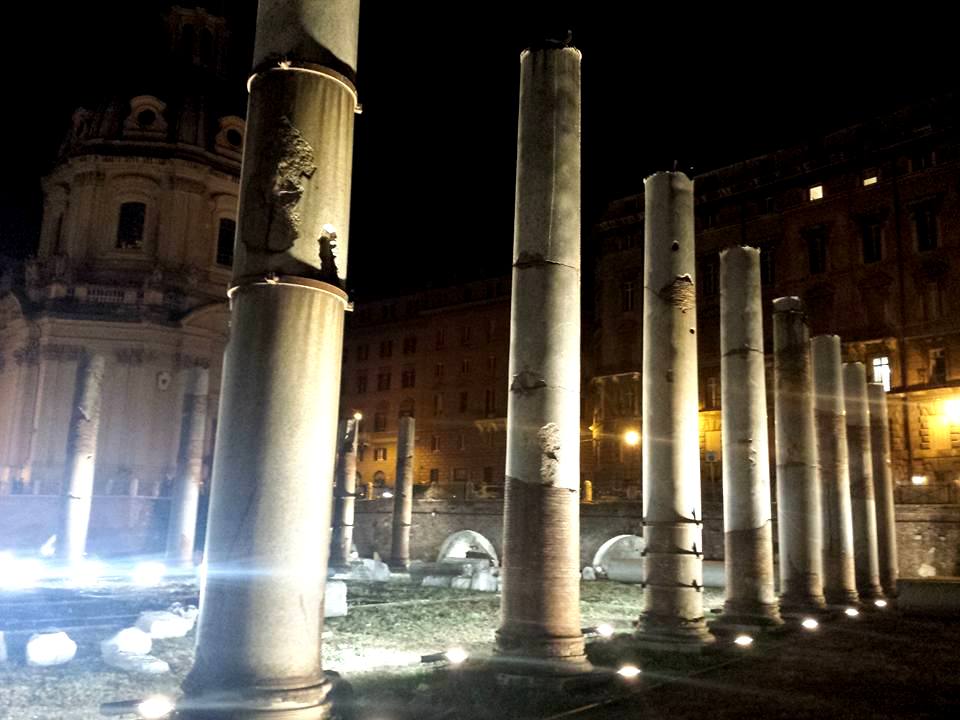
[
  {"left": 137, "top": 696, "right": 176, "bottom": 719},
  {"left": 623, "top": 429, "right": 640, "bottom": 447}
]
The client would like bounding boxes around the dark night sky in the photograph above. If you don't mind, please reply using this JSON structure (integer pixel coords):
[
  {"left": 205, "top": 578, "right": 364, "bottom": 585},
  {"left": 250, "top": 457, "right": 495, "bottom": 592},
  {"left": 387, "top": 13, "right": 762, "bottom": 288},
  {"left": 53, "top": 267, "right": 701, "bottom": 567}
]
[{"left": 1, "top": 3, "right": 956, "bottom": 301}]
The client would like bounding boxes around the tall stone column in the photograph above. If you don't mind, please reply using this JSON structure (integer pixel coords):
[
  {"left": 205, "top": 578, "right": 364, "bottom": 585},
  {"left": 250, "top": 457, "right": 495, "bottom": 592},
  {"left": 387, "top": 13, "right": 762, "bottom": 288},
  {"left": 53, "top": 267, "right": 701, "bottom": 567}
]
[
  {"left": 166, "top": 367, "right": 209, "bottom": 567},
  {"left": 58, "top": 352, "right": 106, "bottom": 564},
  {"left": 811, "top": 335, "right": 859, "bottom": 606},
  {"left": 389, "top": 416, "right": 415, "bottom": 570},
  {"left": 843, "top": 363, "right": 884, "bottom": 601},
  {"left": 772, "top": 298, "right": 825, "bottom": 611},
  {"left": 717, "top": 246, "right": 781, "bottom": 628},
  {"left": 868, "top": 383, "right": 899, "bottom": 597},
  {"left": 329, "top": 416, "right": 359, "bottom": 570},
  {"left": 638, "top": 172, "right": 713, "bottom": 648},
  {"left": 182, "top": 2, "right": 360, "bottom": 717},
  {"left": 496, "top": 42, "right": 587, "bottom": 669}
]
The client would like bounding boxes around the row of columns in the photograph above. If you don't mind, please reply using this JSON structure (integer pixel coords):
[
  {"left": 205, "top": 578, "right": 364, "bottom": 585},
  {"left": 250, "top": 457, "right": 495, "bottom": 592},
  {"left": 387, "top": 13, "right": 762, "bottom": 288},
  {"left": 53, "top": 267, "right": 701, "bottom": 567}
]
[{"left": 55, "top": 357, "right": 210, "bottom": 567}]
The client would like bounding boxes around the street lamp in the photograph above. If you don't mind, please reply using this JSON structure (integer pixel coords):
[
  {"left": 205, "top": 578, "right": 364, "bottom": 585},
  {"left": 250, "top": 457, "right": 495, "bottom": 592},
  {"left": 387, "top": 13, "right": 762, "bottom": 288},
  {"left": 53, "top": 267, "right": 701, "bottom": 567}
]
[{"left": 623, "top": 429, "right": 640, "bottom": 447}]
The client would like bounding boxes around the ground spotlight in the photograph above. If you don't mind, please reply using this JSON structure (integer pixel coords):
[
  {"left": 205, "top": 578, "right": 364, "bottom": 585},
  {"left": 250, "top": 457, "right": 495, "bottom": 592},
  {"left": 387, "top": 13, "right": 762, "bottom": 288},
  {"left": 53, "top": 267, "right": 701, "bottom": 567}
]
[
  {"left": 874, "top": 599, "right": 888, "bottom": 608},
  {"left": 0, "top": 553, "right": 44, "bottom": 591},
  {"left": 596, "top": 623, "right": 615, "bottom": 638},
  {"left": 844, "top": 607, "right": 860, "bottom": 617},
  {"left": 617, "top": 664, "right": 642, "bottom": 679},
  {"left": 444, "top": 647, "right": 469, "bottom": 665},
  {"left": 137, "top": 696, "right": 175, "bottom": 719},
  {"left": 801, "top": 618, "right": 819, "bottom": 630},
  {"left": 733, "top": 634, "right": 754, "bottom": 647}
]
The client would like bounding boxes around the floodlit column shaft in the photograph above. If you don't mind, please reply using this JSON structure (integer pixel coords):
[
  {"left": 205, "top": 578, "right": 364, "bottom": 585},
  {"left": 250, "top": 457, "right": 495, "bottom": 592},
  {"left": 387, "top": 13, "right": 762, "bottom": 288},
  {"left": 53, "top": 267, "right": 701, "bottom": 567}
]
[
  {"left": 58, "top": 353, "right": 106, "bottom": 564},
  {"left": 182, "top": 2, "right": 359, "bottom": 717},
  {"left": 772, "top": 298, "right": 825, "bottom": 610},
  {"left": 390, "top": 416, "right": 415, "bottom": 570},
  {"left": 497, "top": 45, "right": 586, "bottom": 665},
  {"left": 639, "top": 172, "right": 712, "bottom": 646},
  {"left": 843, "top": 363, "right": 884, "bottom": 600},
  {"left": 718, "top": 247, "right": 781, "bottom": 626},
  {"left": 868, "top": 383, "right": 899, "bottom": 597},
  {"left": 330, "top": 417, "right": 359, "bottom": 569},
  {"left": 811, "top": 336, "right": 858, "bottom": 605},
  {"left": 166, "top": 367, "right": 209, "bottom": 566}
]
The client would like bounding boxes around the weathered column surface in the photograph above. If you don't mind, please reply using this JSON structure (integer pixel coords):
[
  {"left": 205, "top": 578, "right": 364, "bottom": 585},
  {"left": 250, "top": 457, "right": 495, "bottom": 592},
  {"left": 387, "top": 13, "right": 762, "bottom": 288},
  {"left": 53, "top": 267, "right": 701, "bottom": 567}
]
[
  {"left": 843, "top": 363, "right": 884, "bottom": 601},
  {"left": 389, "top": 416, "right": 415, "bottom": 570},
  {"left": 717, "top": 246, "right": 781, "bottom": 628},
  {"left": 496, "top": 43, "right": 587, "bottom": 669},
  {"left": 772, "top": 298, "right": 825, "bottom": 611},
  {"left": 165, "top": 367, "right": 209, "bottom": 567},
  {"left": 868, "top": 383, "right": 899, "bottom": 597},
  {"left": 58, "top": 353, "right": 106, "bottom": 564},
  {"left": 182, "top": 2, "right": 359, "bottom": 717},
  {"left": 811, "top": 335, "right": 859, "bottom": 606},
  {"left": 638, "top": 172, "right": 713, "bottom": 648},
  {"left": 329, "top": 416, "right": 359, "bottom": 570}
]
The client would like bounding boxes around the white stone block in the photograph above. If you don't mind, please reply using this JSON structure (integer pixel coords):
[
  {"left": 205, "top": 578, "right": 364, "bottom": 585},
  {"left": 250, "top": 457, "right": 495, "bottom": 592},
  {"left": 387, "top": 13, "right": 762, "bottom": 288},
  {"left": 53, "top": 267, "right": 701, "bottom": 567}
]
[
  {"left": 325, "top": 580, "right": 348, "bottom": 618},
  {"left": 581, "top": 566, "right": 596, "bottom": 581},
  {"left": 26, "top": 632, "right": 77, "bottom": 667},
  {"left": 136, "top": 611, "right": 195, "bottom": 639},
  {"left": 101, "top": 627, "right": 152, "bottom": 657},
  {"left": 361, "top": 558, "right": 391, "bottom": 582},
  {"left": 470, "top": 568, "right": 499, "bottom": 592},
  {"left": 0, "top": 631, "right": 7, "bottom": 663},
  {"left": 918, "top": 564, "right": 937, "bottom": 578},
  {"left": 421, "top": 575, "right": 452, "bottom": 588},
  {"left": 451, "top": 577, "right": 473, "bottom": 590}
]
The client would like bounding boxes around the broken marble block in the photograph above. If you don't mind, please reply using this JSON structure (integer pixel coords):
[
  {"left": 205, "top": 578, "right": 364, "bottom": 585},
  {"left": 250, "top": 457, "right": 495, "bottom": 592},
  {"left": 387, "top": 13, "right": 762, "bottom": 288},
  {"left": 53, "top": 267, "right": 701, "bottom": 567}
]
[
  {"left": 325, "top": 580, "right": 348, "bottom": 618},
  {"left": 26, "top": 631, "right": 77, "bottom": 667},
  {"left": 421, "top": 575, "right": 452, "bottom": 588},
  {"left": 103, "top": 651, "right": 170, "bottom": 674},
  {"left": 362, "top": 558, "right": 391, "bottom": 582},
  {"left": 101, "top": 627, "right": 152, "bottom": 657},
  {"left": 581, "top": 566, "right": 597, "bottom": 581},
  {"left": 470, "top": 567, "right": 499, "bottom": 592},
  {"left": 0, "top": 631, "right": 8, "bottom": 664},
  {"left": 451, "top": 576, "right": 473, "bottom": 590},
  {"left": 136, "top": 604, "right": 198, "bottom": 639}
]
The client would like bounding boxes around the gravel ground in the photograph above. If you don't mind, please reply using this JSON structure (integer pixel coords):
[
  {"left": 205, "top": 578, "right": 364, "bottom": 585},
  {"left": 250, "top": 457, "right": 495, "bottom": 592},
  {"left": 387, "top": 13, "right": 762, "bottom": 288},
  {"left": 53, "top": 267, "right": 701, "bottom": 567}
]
[{"left": 2, "top": 579, "right": 705, "bottom": 719}]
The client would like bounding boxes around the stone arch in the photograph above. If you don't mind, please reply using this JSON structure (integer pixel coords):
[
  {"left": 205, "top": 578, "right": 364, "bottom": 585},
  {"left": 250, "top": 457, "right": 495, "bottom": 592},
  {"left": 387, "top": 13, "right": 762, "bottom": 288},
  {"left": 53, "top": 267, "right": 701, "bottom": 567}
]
[
  {"left": 591, "top": 534, "right": 645, "bottom": 572},
  {"left": 437, "top": 530, "right": 499, "bottom": 567}
]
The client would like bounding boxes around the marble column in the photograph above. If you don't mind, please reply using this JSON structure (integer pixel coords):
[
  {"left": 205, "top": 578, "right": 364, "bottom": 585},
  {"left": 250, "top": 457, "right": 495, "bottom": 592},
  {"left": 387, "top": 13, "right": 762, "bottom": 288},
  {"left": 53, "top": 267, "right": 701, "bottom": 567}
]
[
  {"left": 389, "top": 416, "right": 414, "bottom": 570},
  {"left": 181, "top": 2, "right": 360, "bottom": 717},
  {"left": 496, "top": 42, "right": 587, "bottom": 668},
  {"left": 772, "top": 298, "right": 825, "bottom": 611},
  {"left": 165, "top": 367, "right": 209, "bottom": 567},
  {"left": 811, "top": 335, "right": 859, "bottom": 606},
  {"left": 58, "top": 353, "right": 106, "bottom": 564},
  {"left": 717, "top": 246, "right": 781, "bottom": 627},
  {"left": 329, "top": 416, "right": 359, "bottom": 570},
  {"left": 637, "top": 172, "right": 713, "bottom": 648},
  {"left": 843, "top": 363, "right": 884, "bottom": 601},
  {"left": 868, "top": 383, "right": 899, "bottom": 597}
]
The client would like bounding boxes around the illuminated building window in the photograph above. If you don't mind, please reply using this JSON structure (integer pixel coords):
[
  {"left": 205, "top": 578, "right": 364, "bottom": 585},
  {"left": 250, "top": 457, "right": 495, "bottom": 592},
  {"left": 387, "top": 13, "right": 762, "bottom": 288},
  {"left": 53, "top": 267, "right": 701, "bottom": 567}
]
[
  {"left": 705, "top": 376, "right": 720, "bottom": 410},
  {"left": 433, "top": 393, "right": 444, "bottom": 417},
  {"left": 929, "top": 348, "right": 947, "bottom": 385},
  {"left": 429, "top": 468, "right": 440, "bottom": 483},
  {"left": 216, "top": 218, "right": 236, "bottom": 266},
  {"left": 374, "top": 413, "right": 387, "bottom": 432},
  {"left": 871, "top": 356, "right": 891, "bottom": 392},
  {"left": 759, "top": 244, "right": 776, "bottom": 286},
  {"left": 699, "top": 255, "right": 719, "bottom": 297},
  {"left": 374, "top": 447, "right": 387, "bottom": 462},
  {"left": 863, "top": 175, "right": 878, "bottom": 187},
  {"left": 808, "top": 185, "right": 824, "bottom": 202},
  {"left": 116, "top": 202, "right": 146, "bottom": 249},
  {"left": 431, "top": 435, "right": 440, "bottom": 452}
]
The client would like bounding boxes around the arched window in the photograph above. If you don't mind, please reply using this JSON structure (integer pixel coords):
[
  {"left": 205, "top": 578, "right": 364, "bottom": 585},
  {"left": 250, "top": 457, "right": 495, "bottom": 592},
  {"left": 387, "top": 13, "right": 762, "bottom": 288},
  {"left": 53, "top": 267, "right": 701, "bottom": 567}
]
[
  {"left": 116, "top": 202, "right": 146, "bottom": 249},
  {"left": 199, "top": 28, "right": 214, "bottom": 66},
  {"left": 216, "top": 218, "right": 236, "bottom": 266}
]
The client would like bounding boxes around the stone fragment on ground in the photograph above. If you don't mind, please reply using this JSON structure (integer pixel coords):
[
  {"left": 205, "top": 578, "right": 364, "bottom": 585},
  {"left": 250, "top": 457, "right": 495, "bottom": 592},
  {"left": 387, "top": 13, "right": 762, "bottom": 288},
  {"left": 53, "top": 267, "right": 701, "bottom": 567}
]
[
  {"left": 325, "top": 580, "right": 348, "bottom": 618},
  {"left": 136, "top": 603, "right": 198, "bottom": 638},
  {"left": 0, "top": 630, "right": 8, "bottom": 663},
  {"left": 582, "top": 566, "right": 597, "bottom": 581},
  {"left": 26, "top": 631, "right": 77, "bottom": 666},
  {"left": 101, "top": 627, "right": 170, "bottom": 674}
]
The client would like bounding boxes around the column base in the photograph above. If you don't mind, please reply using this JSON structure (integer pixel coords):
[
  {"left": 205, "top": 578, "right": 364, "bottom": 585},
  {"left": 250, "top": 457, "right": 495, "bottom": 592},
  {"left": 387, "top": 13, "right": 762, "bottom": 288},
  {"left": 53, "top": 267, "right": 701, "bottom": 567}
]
[
  {"left": 823, "top": 588, "right": 861, "bottom": 607},
  {"left": 856, "top": 583, "right": 886, "bottom": 602},
  {"left": 634, "top": 614, "right": 715, "bottom": 653},
  {"left": 713, "top": 600, "right": 784, "bottom": 631},
  {"left": 778, "top": 592, "right": 828, "bottom": 615},
  {"left": 495, "top": 628, "right": 589, "bottom": 674},
  {"left": 177, "top": 680, "right": 335, "bottom": 720}
]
